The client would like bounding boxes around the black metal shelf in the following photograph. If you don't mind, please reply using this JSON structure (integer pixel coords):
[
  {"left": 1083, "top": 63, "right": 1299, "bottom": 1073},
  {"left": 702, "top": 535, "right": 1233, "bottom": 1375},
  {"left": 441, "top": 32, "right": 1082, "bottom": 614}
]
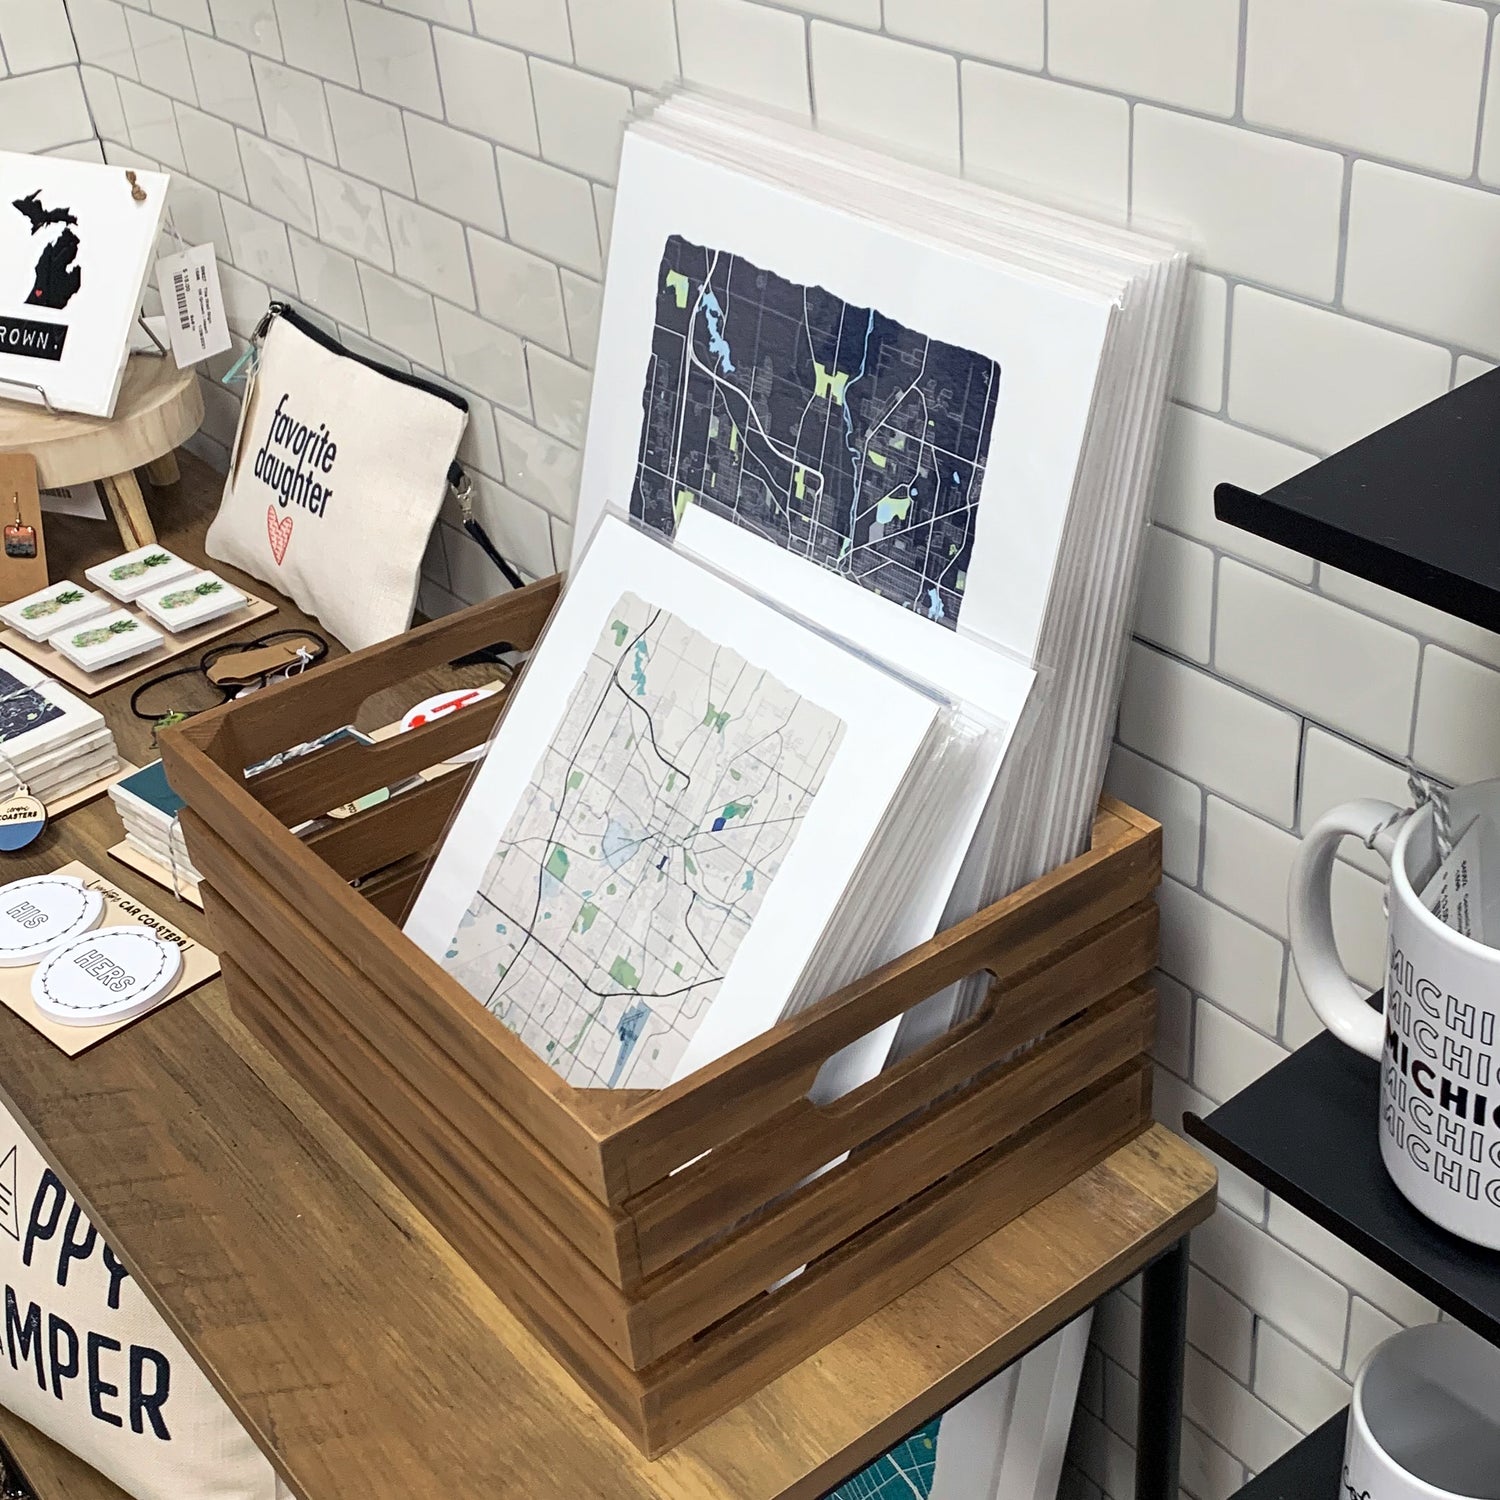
[
  {"left": 1233, "top": 1410, "right": 1346, "bottom": 1498},
  {"left": 1215, "top": 366, "right": 1500, "bottom": 634},
  {"left": 1184, "top": 1027, "right": 1500, "bottom": 1346}
]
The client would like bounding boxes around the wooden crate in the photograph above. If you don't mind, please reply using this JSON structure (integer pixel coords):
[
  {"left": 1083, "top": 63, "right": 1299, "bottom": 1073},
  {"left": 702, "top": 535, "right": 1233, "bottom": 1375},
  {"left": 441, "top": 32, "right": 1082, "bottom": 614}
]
[{"left": 162, "top": 576, "right": 1162, "bottom": 1457}]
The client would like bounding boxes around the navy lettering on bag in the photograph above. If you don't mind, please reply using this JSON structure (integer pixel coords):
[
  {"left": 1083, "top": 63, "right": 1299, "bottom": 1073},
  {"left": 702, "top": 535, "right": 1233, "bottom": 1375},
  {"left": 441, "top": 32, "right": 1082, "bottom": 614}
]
[
  {"left": 88, "top": 1332, "right": 123, "bottom": 1428},
  {"left": 6, "top": 1163, "right": 170, "bottom": 1438},
  {"left": 48, "top": 1312, "right": 78, "bottom": 1399},
  {"left": 4, "top": 1286, "right": 41, "bottom": 1386},
  {"left": 252, "top": 393, "right": 338, "bottom": 520},
  {"left": 130, "top": 1346, "right": 171, "bottom": 1438}
]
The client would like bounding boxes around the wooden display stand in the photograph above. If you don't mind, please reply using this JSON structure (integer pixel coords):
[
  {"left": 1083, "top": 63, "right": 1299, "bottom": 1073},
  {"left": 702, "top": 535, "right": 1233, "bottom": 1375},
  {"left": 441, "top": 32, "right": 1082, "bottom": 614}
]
[
  {"left": 163, "top": 575, "right": 1165, "bottom": 1457},
  {"left": 0, "top": 354, "right": 204, "bottom": 553}
]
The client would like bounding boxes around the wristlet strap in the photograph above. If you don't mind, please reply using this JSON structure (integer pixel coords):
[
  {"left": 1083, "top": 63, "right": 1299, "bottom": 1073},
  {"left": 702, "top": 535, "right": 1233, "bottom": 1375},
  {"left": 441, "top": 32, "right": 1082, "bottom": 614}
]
[{"left": 449, "top": 463, "right": 525, "bottom": 591}]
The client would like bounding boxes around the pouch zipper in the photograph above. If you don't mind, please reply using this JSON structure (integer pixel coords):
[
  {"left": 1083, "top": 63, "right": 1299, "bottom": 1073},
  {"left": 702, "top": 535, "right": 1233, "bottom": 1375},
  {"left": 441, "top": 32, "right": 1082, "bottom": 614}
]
[{"left": 253, "top": 302, "right": 470, "bottom": 413}]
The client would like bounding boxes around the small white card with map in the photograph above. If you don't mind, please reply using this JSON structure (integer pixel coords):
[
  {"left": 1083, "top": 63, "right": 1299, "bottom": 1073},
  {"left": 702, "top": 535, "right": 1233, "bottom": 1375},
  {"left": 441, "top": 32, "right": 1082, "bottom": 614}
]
[{"left": 406, "top": 517, "right": 942, "bottom": 1090}]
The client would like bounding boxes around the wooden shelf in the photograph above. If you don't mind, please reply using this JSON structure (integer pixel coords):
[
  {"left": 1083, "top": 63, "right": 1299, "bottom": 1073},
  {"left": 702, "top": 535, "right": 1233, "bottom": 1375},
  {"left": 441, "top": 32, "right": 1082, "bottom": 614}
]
[
  {"left": 1186, "top": 1025, "right": 1500, "bottom": 1345},
  {"left": 1232, "top": 1410, "right": 1346, "bottom": 1498},
  {"left": 1215, "top": 367, "right": 1500, "bottom": 633},
  {"left": 0, "top": 456, "right": 1218, "bottom": 1500}
]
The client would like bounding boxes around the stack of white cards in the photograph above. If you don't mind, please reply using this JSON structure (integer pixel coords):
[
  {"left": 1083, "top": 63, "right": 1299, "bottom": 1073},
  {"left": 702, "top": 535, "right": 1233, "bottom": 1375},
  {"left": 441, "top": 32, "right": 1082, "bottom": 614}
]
[
  {"left": 48, "top": 608, "right": 164, "bottom": 672},
  {"left": 0, "top": 649, "right": 117, "bottom": 803},
  {"left": 135, "top": 570, "right": 247, "bottom": 633},
  {"left": 573, "top": 93, "right": 1189, "bottom": 1043},
  {"left": 0, "top": 582, "right": 114, "bottom": 644},
  {"left": 108, "top": 760, "right": 202, "bottom": 887},
  {"left": 85, "top": 546, "right": 196, "bottom": 602}
]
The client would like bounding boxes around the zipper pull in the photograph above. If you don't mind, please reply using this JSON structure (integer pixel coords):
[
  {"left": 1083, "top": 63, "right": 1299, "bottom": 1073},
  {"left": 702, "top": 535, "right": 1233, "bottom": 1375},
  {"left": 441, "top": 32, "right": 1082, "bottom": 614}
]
[
  {"left": 223, "top": 301, "right": 283, "bottom": 386},
  {"left": 253, "top": 301, "right": 284, "bottom": 343}
]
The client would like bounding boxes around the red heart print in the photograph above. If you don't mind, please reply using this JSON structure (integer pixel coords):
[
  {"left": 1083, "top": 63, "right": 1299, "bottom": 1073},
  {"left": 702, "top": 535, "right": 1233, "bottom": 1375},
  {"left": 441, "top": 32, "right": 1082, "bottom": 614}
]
[{"left": 266, "top": 507, "right": 293, "bottom": 566}]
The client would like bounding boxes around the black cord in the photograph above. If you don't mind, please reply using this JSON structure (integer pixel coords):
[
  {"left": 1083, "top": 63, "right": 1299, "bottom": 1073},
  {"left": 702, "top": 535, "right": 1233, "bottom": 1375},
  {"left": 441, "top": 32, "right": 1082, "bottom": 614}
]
[{"left": 129, "top": 664, "right": 228, "bottom": 723}]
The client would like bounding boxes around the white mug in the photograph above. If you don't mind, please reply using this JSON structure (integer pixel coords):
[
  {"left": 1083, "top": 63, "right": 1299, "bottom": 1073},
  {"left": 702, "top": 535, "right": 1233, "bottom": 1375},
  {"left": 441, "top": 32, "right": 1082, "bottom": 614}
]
[
  {"left": 1290, "top": 779, "right": 1500, "bottom": 1250},
  {"left": 1345, "top": 1322, "right": 1500, "bottom": 1500}
]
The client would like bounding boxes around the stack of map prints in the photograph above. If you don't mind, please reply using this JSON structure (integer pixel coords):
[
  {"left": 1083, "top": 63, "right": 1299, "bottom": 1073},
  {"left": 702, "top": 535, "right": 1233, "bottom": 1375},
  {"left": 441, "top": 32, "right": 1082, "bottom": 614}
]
[
  {"left": 405, "top": 518, "right": 996, "bottom": 1094},
  {"left": 559, "top": 100, "right": 1182, "bottom": 1500},
  {"left": 574, "top": 94, "right": 1188, "bottom": 1049}
]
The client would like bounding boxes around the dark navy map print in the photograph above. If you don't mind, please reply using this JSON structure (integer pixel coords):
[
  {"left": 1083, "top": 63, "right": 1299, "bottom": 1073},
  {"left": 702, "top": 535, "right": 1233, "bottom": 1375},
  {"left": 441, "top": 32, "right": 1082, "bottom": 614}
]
[{"left": 630, "top": 234, "right": 1001, "bottom": 629}]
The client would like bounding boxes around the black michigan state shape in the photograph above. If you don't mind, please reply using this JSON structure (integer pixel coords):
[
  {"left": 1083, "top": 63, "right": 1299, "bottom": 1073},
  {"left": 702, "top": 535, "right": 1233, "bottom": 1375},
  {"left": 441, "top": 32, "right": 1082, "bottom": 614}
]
[{"left": 11, "top": 190, "right": 81, "bottom": 311}]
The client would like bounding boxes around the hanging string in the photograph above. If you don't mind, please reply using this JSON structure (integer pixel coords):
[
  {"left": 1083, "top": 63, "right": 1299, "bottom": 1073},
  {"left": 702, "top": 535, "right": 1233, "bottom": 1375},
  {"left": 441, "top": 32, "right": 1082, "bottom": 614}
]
[
  {"left": 0, "top": 740, "right": 32, "bottom": 803},
  {"left": 1407, "top": 765, "right": 1454, "bottom": 863},
  {"left": 165, "top": 812, "right": 190, "bottom": 904}
]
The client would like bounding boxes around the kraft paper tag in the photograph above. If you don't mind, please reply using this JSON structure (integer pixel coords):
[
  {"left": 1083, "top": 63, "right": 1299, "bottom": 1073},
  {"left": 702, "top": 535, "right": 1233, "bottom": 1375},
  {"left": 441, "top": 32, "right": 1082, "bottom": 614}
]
[
  {"left": 1420, "top": 815, "right": 1490, "bottom": 943},
  {"left": 0, "top": 861, "right": 219, "bottom": 1054},
  {"left": 155, "top": 242, "right": 231, "bottom": 367}
]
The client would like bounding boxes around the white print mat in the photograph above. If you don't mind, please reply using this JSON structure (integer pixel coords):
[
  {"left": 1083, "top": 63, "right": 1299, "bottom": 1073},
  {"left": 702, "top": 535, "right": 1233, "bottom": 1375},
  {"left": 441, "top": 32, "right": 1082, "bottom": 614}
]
[
  {"left": 0, "top": 859, "right": 219, "bottom": 1054},
  {"left": 574, "top": 128, "right": 1111, "bottom": 663}
]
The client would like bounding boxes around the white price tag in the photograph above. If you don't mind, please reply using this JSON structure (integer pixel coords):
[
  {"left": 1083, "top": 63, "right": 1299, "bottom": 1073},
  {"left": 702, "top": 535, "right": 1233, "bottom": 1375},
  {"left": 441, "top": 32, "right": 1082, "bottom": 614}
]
[
  {"left": 1421, "top": 815, "right": 1489, "bottom": 943},
  {"left": 154, "top": 242, "right": 231, "bottom": 367}
]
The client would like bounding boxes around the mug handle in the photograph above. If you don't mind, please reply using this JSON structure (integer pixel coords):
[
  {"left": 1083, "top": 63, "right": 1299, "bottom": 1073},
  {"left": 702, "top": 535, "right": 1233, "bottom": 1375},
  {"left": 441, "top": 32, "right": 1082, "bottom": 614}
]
[{"left": 1288, "top": 798, "right": 1406, "bottom": 1061}]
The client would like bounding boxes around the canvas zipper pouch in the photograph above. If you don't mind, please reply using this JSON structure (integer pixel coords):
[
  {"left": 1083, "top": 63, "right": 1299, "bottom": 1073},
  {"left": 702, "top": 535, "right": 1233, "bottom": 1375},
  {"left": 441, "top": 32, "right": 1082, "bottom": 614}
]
[
  {"left": 0, "top": 1093, "right": 290, "bottom": 1499},
  {"left": 207, "top": 304, "right": 468, "bottom": 651}
]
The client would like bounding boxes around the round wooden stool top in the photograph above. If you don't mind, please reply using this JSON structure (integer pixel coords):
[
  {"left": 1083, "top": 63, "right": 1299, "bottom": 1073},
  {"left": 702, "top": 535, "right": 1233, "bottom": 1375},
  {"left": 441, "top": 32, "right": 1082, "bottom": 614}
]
[{"left": 0, "top": 355, "right": 204, "bottom": 489}]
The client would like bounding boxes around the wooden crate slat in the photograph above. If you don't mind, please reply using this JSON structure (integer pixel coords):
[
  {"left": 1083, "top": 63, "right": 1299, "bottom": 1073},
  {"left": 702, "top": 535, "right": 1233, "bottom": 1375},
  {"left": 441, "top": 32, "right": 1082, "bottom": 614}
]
[
  {"left": 601, "top": 806, "right": 1160, "bottom": 1195},
  {"left": 228, "top": 949, "right": 1149, "bottom": 1456},
  {"left": 626, "top": 901, "right": 1158, "bottom": 1275},
  {"left": 201, "top": 881, "right": 638, "bottom": 1283},
  {"left": 178, "top": 575, "right": 560, "bottom": 768},
  {"left": 304, "top": 768, "right": 467, "bottom": 881},
  {"left": 250, "top": 699, "right": 505, "bottom": 827}
]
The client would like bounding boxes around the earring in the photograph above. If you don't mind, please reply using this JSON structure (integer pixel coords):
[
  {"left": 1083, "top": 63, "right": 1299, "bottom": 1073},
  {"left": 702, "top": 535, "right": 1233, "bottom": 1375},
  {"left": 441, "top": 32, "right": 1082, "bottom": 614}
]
[{"left": 3, "top": 496, "right": 35, "bottom": 560}]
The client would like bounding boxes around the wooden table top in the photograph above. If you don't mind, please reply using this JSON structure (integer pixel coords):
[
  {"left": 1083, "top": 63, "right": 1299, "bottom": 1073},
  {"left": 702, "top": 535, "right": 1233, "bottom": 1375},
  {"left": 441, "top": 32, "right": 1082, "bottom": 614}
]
[
  {"left": 0, "top": 455, "right": 1217, "bottom": 1500},
  {"left": 0, "top": 355, "right": 203, "bottom": 487}
]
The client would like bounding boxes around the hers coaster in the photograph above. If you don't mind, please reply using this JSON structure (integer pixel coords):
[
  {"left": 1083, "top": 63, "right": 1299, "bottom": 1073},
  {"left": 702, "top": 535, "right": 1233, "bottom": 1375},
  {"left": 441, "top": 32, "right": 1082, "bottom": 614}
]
[
  {"left": 0, "top": 582, "right": 111, "bottom": 644},
  {"left": 49, "top": 609, "right": 164, "bottom": 673},
  {"left": 0, "top": 875, "right": 103, "bottom": 966},
  {"left": 85, "top": 546, "right": 194, "bottom": 602},
  {"left": 135, "top": 569, "right": 248, "bottom": 633},
  {"left": 32, "top": 924, "right": 184, "bottom": 1027}
]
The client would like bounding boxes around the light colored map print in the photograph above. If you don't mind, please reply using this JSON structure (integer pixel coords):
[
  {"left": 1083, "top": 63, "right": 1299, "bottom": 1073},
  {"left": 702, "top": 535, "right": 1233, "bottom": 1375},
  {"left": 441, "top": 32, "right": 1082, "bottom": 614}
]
[{"left": 442, "top": 591, "right": 845, "bottom": 1089}]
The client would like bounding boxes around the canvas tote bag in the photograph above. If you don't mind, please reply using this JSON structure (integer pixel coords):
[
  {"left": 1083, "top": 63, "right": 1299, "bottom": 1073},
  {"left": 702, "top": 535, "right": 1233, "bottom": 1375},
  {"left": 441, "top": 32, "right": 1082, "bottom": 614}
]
[
  {"left": 0, "top": 1095, "right": 287, "bottom": 1499},
  {"left": 207, "top": 303, "right": 468, "bottom": 651}
]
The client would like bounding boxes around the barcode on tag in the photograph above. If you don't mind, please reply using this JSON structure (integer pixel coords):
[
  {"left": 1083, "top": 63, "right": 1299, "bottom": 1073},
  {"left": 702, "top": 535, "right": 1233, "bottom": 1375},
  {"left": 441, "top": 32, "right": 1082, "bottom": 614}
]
[{"left": 155, "top": 242, "right": 232, "bottom": 368}]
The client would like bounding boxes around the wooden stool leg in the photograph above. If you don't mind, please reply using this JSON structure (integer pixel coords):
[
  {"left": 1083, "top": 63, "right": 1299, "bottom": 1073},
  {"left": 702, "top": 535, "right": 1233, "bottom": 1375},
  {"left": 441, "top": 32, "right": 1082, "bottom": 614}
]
[
  {"left": 102, "top": 471, "right": 157, "bottom": 551},
  {"left": 144, "top": 451, "right": 180, "bottom": 487}
]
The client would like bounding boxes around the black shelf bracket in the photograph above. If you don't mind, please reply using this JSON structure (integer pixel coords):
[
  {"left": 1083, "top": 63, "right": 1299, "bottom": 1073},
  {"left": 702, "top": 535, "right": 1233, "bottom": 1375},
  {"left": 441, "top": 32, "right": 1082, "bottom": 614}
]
[{"left": 1213, "top": 366, "right": 1500, "bottom": 636}]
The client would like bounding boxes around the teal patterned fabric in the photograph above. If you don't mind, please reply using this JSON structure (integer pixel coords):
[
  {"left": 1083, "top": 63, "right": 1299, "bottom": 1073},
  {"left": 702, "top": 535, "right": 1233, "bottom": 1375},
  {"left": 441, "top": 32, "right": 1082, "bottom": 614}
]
[{"left": 828, "top": 1416, "right": 941, "bottom": 1498}]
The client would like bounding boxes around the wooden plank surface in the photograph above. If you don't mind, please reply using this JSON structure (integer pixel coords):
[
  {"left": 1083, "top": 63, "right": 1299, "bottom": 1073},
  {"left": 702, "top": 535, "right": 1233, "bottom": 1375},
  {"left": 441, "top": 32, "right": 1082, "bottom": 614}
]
[{"left": 0, "top": 453, "right": 1218, "bottom": 1500}]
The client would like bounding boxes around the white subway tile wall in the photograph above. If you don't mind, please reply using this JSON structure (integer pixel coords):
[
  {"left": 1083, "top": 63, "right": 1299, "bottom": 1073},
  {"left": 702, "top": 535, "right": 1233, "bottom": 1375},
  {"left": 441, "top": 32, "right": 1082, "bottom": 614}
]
[{"left": 59, "top": 0, "right": 1500, "bottom": 1490}]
